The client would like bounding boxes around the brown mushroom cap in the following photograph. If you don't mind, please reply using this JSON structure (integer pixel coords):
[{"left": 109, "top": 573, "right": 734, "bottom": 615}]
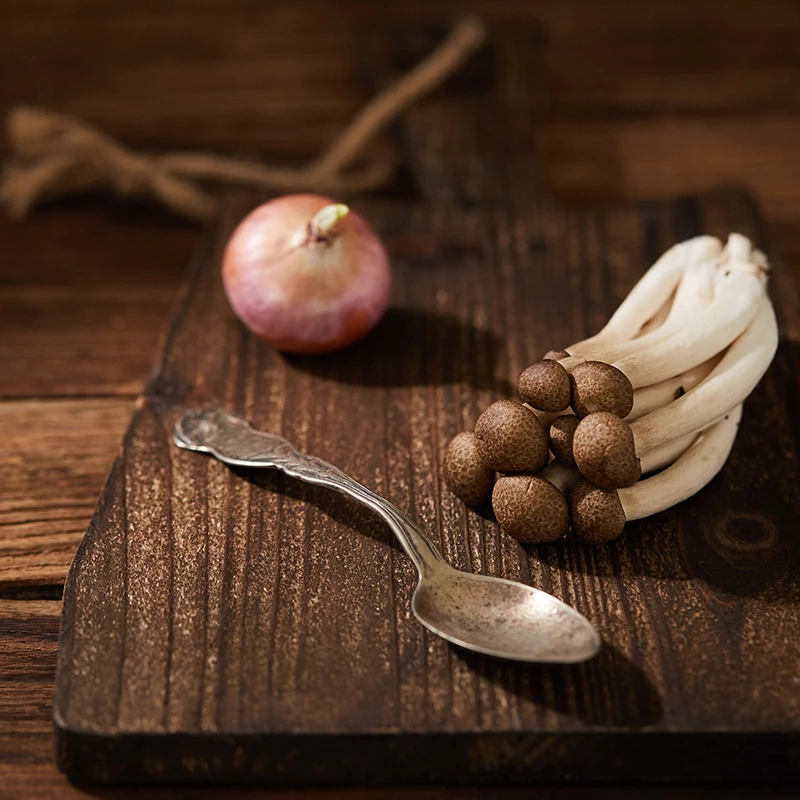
[
  {"left": 549, "top": 414, "right": 580, "bottom": 465},
  {"left": 492, "top": 475, "right": 570, "bottom": 543},
  {"left": 474, "top": 400, "right": 549, "bottom": 473},
  {"left": 518, "top": 360, "right": 572, "bottom": 412},
  {"left": 544, "top": 349, "right": 570, "bottom": 361},
  {"left": 443, "top": 432, "right": 495, "bottom": 506},
  {"left": 569, "top": 361, "right": 634, "bottom": 418},
  {"left": 572, "top": 412, "right": 641, "bottom": 488},
  {"left": 569, "top": 479, "right": 626, "bottom": 544}
]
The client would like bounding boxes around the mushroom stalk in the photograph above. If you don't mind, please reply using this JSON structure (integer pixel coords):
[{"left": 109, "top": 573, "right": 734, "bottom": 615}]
[
  {"left": 622, "top": 404, "right": 742, "bottom": 519},
  {"left": 539, "top": 459, "right": 582, "bottom": 494},
  {"left": 535, "top": 353, "right": 719, "bottom": 432},
  {"left": 612, "top": 263, "right": 766, "bottom": 389},
  {"left": 555, "top": 235, "right": 768, "bottom": 421},
  {"left": 626, "top": 354, "right": 722, "bottom": 421},
  {"left": 550, "top": 402, "right": 724, "bottom": 472},
  {"left": 567, "top": 236, "right": 721, "bottom": 356},
  {"left": 530, "top": 408, "right": 561, "bottom": 430},
  {"left": 524, "top": 236, "right": 742, "bottom": 418},
  {"left": 556, "top": 268, "right": 676, "bottom": 373},
  {"left": 565, "top": 234, "right": 764, "bottom": 382},
  {"left": 635, "top": 288, "right": 675, "bottom": 337},
  {"left": 632, "top": 296, "right": 777, "bottom": 453},
  {"left": 526, "top": 238, "right": 722, "bottom": 416},
  {"left": 564, "top": 240, "right": 719, "bottom": 365},
  {"left": 638, "top": 429, "right": 698, "bottom": 475},
  {"left": 572, "top": 296, "right": 777, "bottom": 488},
  {"left": 570, "top": 404, "right": 742, "bottom": 544}
]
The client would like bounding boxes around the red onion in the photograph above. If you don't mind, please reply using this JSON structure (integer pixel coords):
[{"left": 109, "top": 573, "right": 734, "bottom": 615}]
[{"left": 222, "top": 194, "right": 391, "bottom": 353}]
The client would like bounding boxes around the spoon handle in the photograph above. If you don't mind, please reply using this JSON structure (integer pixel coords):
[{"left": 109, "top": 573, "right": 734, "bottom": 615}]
[{"left": 173, "top": 408, "right": 444, "bottom": 575}]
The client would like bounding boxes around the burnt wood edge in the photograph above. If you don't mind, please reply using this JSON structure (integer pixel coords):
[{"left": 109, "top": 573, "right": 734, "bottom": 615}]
[
  {"left": 53, "top": 727, "right": 800, "bottom": 786},
  {"left": 54, "top": 457, "right": 125, "bottom": 732}
]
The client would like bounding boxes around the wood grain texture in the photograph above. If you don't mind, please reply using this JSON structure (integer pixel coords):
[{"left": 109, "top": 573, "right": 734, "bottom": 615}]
[
  {"left": 52, "top": 187, "right": 800, "bottom": 785},
  {"left": 3, "top": 603, "right": 794, "bottom": 798},
  {"left": 541, "top": 116, "right": 800, "bottom": 222},
  {"left": 0, "top": 399, "right": 133, "bottom": 590},
  {"left": 0, "top": 200, "right": 192, "bottom": 401},
  {"left": 0, "top": 286, "right": 178, "bottom": 399},
  {"left": 3, "top": 605, "right": 788, "bottom": 800}
]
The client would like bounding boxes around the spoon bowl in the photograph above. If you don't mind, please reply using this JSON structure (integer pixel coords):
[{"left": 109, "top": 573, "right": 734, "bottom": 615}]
[{"left": 412, "top": 567, "right": 601, "bottom": 663}]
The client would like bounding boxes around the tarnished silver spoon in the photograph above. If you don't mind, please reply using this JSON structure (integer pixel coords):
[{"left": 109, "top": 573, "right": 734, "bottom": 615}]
[{"left": 173, "top": 408, "right": 601, "bottom": 664}]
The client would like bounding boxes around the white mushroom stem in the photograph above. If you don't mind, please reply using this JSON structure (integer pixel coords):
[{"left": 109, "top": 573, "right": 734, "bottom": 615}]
[
  {"left": 571, "top": 294, "right": 776, "bottom": 489},
  {"left": 566, "top": 237, "right": 721, "bottom": 364},
  {"left": 532, "top": 234, "right": 767, "bottom": 426},
  {"left": 638, "top": 402, "right": 740, "bottom": 477},
  {"left": 570, "top": 404, "right": 743, "bottom": 543},
  {"left": 579, "top": 251, "right": 717, "bottom": 365},
  {"left": 622, "top": 404, "right": 742, "bottom": 519},
  {"left": 531, "top": 248, "right": 676, "bottom": 394},
  {"left": 638, "top": 429, "right": 698, "bottom": 475},
  {"left": 567, "top": 236, "right": 721, "bottom": 355},
  {"left": 632, "top": 296, "right": 777, "bottom": 454},
  {"left": 626, "top": 354, "right": 722, "bottom": 421},
  {"left": 613, "top": 260, "right": 766, "bottom": 389},
  {"left": 547, "top": 402, "right": 724, "bottom": 478},
  {"left": 539, "top": 459, "right": 581, "bottom": 493},
  {"left": 529, "top": 286, "right": 681, "bottom": 426},
  {"left": 526, "top": 405, "right": 561, "bottom": 431},
  {"left": 639, "top": 245, "right": 716, "bottom": 327},
  {"left": 564, "top": 234, "right": 765, "bottom": 384},
  {"left": 635, "top": 288, "right": 675, "bottom": 337}
]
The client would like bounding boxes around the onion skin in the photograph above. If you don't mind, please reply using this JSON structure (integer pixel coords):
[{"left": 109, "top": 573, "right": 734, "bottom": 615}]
[{"left": 222, "top": 194, "right": 392, "bottom": 354}]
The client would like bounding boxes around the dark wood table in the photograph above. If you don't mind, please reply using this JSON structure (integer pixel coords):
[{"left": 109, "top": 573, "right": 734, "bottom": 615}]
[{"left": 3, "top": 2, "right": 800, "bottom": 796}]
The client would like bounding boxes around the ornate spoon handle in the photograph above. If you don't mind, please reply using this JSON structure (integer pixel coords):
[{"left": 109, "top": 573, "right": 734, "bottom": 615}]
[{"left": 174, "top": 408, "right": 444, "bottom": 574}]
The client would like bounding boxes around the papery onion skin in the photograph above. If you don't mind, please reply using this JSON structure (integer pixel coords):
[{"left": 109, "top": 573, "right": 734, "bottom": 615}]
[{"left": 222, "top": 194, "right": 392, "bottom": 354}]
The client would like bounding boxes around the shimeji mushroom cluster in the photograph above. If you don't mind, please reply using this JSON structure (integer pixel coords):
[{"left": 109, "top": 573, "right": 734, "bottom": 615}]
[{"left": 443, "top": 233, "right": 778, "bottom": 545}]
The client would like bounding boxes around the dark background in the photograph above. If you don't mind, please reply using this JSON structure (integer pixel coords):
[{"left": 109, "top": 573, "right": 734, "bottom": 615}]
[{"left": 2, "top": 1, "right": 799, "bottom": 797}]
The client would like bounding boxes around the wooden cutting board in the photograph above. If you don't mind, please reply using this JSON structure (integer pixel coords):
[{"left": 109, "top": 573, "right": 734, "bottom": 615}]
[{"left": 53, "top": 28, "right": 800, "bottom": 786}]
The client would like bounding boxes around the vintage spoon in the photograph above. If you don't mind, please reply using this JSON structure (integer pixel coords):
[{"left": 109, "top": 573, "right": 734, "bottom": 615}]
[{"left": 173, "top": 408, "right": 601, "bottom": 664}]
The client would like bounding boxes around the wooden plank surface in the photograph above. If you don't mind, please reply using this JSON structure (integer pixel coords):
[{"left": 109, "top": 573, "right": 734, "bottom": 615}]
[
  {"left": 0, "top": 399, "right": 134, "bottom": 591},
  {"left": 0, "top": 286, "right": 178, "bottom": 399},
  {"left": 3, "top": 602, "right": 795, "bottom": 799},
  {"left": 541, "top": 117, "right": 800, "bottom": 223}
]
